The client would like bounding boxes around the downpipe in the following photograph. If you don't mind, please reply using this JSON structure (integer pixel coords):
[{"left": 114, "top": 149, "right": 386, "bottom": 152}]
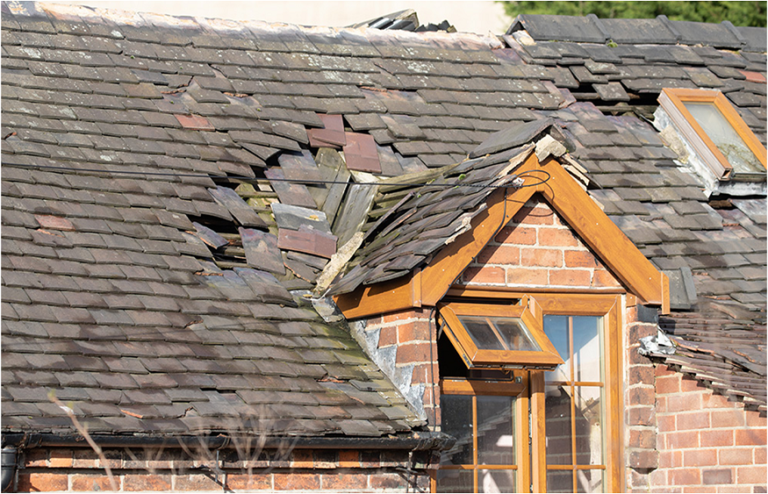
[{"left": 1, "top": 447, "right": 17, "bottom": 493}]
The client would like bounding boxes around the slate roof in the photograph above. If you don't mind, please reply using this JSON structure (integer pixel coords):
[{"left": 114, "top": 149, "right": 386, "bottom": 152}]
[{"left": 1, "top": 2, "right": 766, "bottom": 436}]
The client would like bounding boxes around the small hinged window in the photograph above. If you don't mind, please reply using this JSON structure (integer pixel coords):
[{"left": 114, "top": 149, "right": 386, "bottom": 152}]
[
  {"left": 658, "top": 88, "right": 767, "bottom": 181},
  {"left": 438, "top": 295, "right": 563, "bottom": 370}
]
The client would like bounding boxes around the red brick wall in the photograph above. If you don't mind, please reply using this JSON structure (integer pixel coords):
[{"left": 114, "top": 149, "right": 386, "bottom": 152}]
[
  {"left": 16, "top": 448, "right": 429, "bottom": 492},
  {"left": 650, "top": 365, "right": 767, "bottom": 493},
  {"left": 459, "top": 196, "right": 622, "bottom": 290},
  {"left": 361, "top": 309, "right": 441, "bottom": 426}
]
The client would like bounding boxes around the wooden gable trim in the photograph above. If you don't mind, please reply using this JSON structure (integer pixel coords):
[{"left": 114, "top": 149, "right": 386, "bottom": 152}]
[{"left": 335, "top": 153, "right": 669, "bottom": 319}]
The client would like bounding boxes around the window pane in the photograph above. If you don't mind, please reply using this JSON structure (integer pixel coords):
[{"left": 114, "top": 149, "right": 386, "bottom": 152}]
[
  {"left": 576, "top": 469, "right": 603, "bottom": 493},
  {"left": 477, "top": 395, "right": 515, "bottom": 465},
  {"left": 437, "top": 470, "right": 474, "bottom": 493},
  {"left": 575, "top": 386, "right": 603, "bottom": 466},
  {"left": 493, "top": 318, "right": 540, "bottom": 352},
  {"left": 479, "top": 469, "right": 515, "bottom": 493},
  {"left": 460, "top": 316, "right": 506, "bottom": 350},
  {"left": 683, "top": 102, "right": 763, "bottom": 174},
  {"left": 441, "top": 395, "right": 473, "bottom": 466},
  {"left": 572, "top": 317, "right": 601, "bottom": 383},
  {"left": 545, "top": 385, "right": 573, "bottom": 466},
  {"left": 544, "top": 315, "right": 570, "bottom": 382},
  {"left": 547, "top": 470, "right": 573, "bottom": 493}
]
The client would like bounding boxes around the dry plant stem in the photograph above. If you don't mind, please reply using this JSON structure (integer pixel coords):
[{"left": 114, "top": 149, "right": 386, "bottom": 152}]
[{"left": 48, "top": 393, "right": 119, "bottom": 491}]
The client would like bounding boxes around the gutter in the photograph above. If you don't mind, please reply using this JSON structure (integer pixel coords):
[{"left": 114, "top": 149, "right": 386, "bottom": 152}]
[{"left": 2, "top": 431, "right": 455, "bottom": 452}]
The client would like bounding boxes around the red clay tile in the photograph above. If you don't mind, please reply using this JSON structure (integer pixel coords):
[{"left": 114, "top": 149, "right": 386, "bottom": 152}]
[
  {"left": 343, "top": 132, "right": 381, "bottom": 172},
  {"left": 34, "top": 215, "right": 75, "bottom": 231},
  {"left": 739, "top": 70, "right": 767, "bottom": 83},
  {"left": 174, "top": 114, "right": 215, "bottom": 131}
]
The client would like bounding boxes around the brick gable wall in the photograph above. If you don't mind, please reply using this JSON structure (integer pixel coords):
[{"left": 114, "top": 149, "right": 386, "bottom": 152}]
[{"left": 458, "top": 196, "right": 622, "bottom": 290}]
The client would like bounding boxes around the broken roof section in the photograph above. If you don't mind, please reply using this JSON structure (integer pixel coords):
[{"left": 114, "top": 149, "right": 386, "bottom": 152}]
[{"left": 1, "top": 1, "right": 766, "bottom": 433}]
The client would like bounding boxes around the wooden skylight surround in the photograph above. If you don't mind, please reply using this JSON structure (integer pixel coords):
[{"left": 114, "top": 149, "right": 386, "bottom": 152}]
[
  {"left": 438, "top": 296, "right": 563, "bottom": 370},
  {"left": 658, "top": 88, "right": 767, "bottom": 180}
]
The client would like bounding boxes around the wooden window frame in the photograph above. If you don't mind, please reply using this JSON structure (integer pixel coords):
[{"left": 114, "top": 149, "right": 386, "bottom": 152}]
[
  {"left": 658, "top": 88, "right": 767, "bottom": 180},
  {"left": 437, "top": 376, "right": 530, "bottom": 493},
  {"left": 438, "top": 296, "right": 563, "bottom": 369}
]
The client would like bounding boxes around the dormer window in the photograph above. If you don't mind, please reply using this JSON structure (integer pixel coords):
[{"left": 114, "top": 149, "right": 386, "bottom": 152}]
[{"left": 657, "top": 88, "right": 766, "bottom": 191}]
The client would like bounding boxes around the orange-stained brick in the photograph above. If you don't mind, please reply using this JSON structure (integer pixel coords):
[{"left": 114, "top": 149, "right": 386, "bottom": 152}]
[
  {"left": 24, "top": 449, "right": 48, "bottom": 468},
  {"left": 398, "top": 320, "right": 431, "bottom": 343},
  {"left": 395, "top": 342, "right": 433, "bottom": 364},
  {"left": 684, "top": 449, "right": 718, "bottom": 467},
  {"left": 736, "top": 465, "right": 767, "bottom": 484},
  {"left": 175, "top": 114, "right": 215, "bottom": 131},
  {"left": 382, "top": 310, "right": 423, "bottom": 324},
  {"left": 656, "top": 396, "right": 668, "bottom": 413},
  {"left": 290, "top": 450, "right": 314, "bottom": 468},
  {"left": 756, "top": 446, "right": 766, "bottom": 464},
  {"left": 34, "top": 214, "right": 75, "bottom": 231},
  {"left": 71, "top": 474, "right": 117, "bottom": 491},
  {"left": 702, "top": 392, "right": 735, "bottom": 409},
  {"left": 174, "top": 474, "right": 226, "bottom": 491},
  {"left": 655, "top": 363, "right": 675, "bottom": 377},
  {"left": 538, "top": 227, "right": 580, "bottom": 247},
  {"left": 506, "top": 267, "right": 548, "bottom": 286},
  {"left": 670, "top": 468, "right": 701, "bottom": 485},
  {"left": 711, "top": 409, "right": 745, "bottom": 428},
  {"left": 338, "top": 450, "right": 360, "bottom": 468},
  {"left": 512, "top": 205, "right": 555, "bottom": 225},
  {"left": 719, "top": 447, "right": 754, "bottom": 466},
  {"left": 273, "top": 473, "right": 320, "bottom": 490},
  {"left": 656, "top": 375, "right": 681, "bottom": 394},
  {"left": 700, "top": 429, "right": 734, "bottom": 447},
  {"left": 677, "top": 411, "right": 710, "bottom": 431},
  {"left": 520, "top": 248, "right": 562, "bottom": 267},
  {"left": 47, "top": 449, "right": 73, "bottom": 468},
  {"left": 550, "top": 269, "right": 591, "bottom": 287},
  {"left": 227, "top": 473, "right": 272, "bottom": 490},
  {"left": 411, "top": 363, "right": 439, "bottom": 385},
  {"left": 322, "top": 473, "right": 368, "bottom": 490},
  {"left": 649, "top": 468, "right": 666, "bottom": 486},
  {"left": 684, "top": 487, "right": 716, "bottom": 493},
  {"left": 496, "top": 225, "right": 536, "bottom": 245},
  {"left": 735, "top": 428, "right": 767, "bottom": 446},
  {"left": 680, "top": 376, "right": 703, "bottom": 392},
  {"left": 667, "top": 392, "right": 703, "bottom": 413},
  {"left": 123, "top": 474, "right": 172, "bottom": 491},
  {"left": 592, "top": 269, "right": 621, "bottom": 287},
  {"left": 18, "top": 473, "right": 68, "bottom": 492},
  {"left": 477, "top": 244, "right": 520, "bottom": 264},
  {"left": 463, "top": 266, "right": 505, "bottom": 284},
  {"left": 667, "top": 430, "right": 699, "bottom": 449},
  {"left": 378, "top": 326, "right": 396, "bottom": 347},
  {"left": 563, "top": 249, "right": 600, "bottom": 268},
  {"left": 370, "top": 473, "right": 405, "bottom": 489},
  {"left": 717, "top": 487, "right": 752, "bottom": 493},
  {"left": 659, "top": 451, "right": 683, "bottom": 468},
  {"left": 739, "top": 70, "right": 767, "bottom": 83}
]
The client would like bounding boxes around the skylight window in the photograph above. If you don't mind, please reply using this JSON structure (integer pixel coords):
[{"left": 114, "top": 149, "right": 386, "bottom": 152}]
[
  {"left": 658, "top": 88, "right": 766, "bottom": 181},
  {"left": 438, "top": 296, "right": 563, "bottom": 370}
]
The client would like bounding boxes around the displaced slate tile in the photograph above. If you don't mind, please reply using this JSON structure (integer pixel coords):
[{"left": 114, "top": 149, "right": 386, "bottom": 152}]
[
  {"left": 307, "top": 113, "right": 346, "bottom": 147},
  {"left": 270, "top": 120, "right": 308, "bottom": 144},
  {"left": 264, "top": 167, "right": 318, "bottom": 209},
  {"left": 192, "top": 222, "right": 229, "bottom": 249},
  {"left": 343, "top": 132, "right": 381, "bottom": 173},
  {"left": 238, "top": 228, "right": 285, "bottom": 275},
  {"left": 271, "top": 203, "right": 332, "bottom": 234},
  {"left": 469, "top": 118, "right": 553, "bottom": 158},
  {"left": 278, "top": 226, "right": 337, "bottom": 259},
  {"left": 593, "top": 82, "right": 630, "bottom": 102},
  {"left": 277, "top": 149, "right": 323, "bottom": 182},
  {"left": 208, "top": 186, "right": 267, "bottom": 228}
]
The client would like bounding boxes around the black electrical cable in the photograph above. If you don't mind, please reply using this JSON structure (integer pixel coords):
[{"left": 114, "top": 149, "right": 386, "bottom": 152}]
[{"left": 4, "top": 162, "right": 551, "bottom": 189}]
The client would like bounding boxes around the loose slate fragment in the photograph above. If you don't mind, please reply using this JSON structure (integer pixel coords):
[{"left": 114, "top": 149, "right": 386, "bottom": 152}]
[
  {"left": 277, "top": 149, "right": 323, "bottom": 182},
  {"left": 239, "top": 142, "right": 280, "bottom": 161},
  {"left": 239, "top": 227, "right": 285, "bottom": 275},
  {"left": 264, "top": 168, "right": 318, "bottom": 209},
  {"left": 307, "top": 114, "right": 346, "bottom": 148},
  {"left": 469, "top": 118, "right": 553, "bottom": 159},
  {"left": 376, "top": 144, "right": 405, "bottom": 177},
  {"left": 271, "top": 203, "right": 332, "bottom": 234},
  {"left": 270, "top": 120, "right": 308, "bottom": 144},
  {"left": 333, "top": 180, "right": 379, "bottom": 247},
  {"left": 278, "top": 226, "right": 337, "bottom": 259},
  {"left": 309, "top": 147, "right": 345, "bottom": 211},
  {"left": 192, "top": 222, "right": 229, "bottom": 249},
  {"left": 343, "top": 132, "right": 381, "bottom": 173},
  {"left": 208, "top": 186, "right": 267, "bottom": 228}
]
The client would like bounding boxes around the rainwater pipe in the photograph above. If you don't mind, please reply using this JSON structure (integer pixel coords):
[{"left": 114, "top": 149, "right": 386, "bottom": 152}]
[{"left": 1, "top": 446, "right": 17, "bottom": 493}]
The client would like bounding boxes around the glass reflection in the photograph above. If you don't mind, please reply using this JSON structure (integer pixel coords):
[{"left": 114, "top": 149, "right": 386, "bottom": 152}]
[
  {"left": 441, "top": 395, "right": 473, "bottom": 466},
  {"left": 547, "top": 470, "right": 573, "bottom": 493},
  {"left": 575, "top": 386, "right": 603, "bottom": 465},
  {"left": 572, "top": 317, "right": 601, "bottom": 383},
  {"left": 577, "top": 469, "right": 603, "bottom": 493},
  {"left": 544, "top": 315, "right": 569, "bottom": 382},
  {"left": 477, "top": 395, "right": 514, "bottom": 465},
  {"left": 545, "top": 385, "right": 573, "bottom": 466},
  {"left": 437, "top": 470, "right": 473, "bottom": 493},
  {"left": 479, "top": 469, "right": 515, "bottom": 493}
]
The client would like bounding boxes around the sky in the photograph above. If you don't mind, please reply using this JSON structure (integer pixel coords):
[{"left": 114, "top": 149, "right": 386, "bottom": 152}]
[{"left": 49, "top": 1, "right": 511, "bottom": 35}]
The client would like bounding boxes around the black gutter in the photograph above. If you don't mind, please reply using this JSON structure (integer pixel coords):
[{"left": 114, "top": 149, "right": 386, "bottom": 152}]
[{"left": 3, "top": 431, "right": 455, "bottom": 452}]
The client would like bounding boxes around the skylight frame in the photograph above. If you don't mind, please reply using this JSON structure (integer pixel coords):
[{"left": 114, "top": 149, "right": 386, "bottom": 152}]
[
  {"left": 658, "top": 88, "right": 767, "bottom": 181},
  {"left": 439, "top": 296, "right": 563, "bottom": 370}
]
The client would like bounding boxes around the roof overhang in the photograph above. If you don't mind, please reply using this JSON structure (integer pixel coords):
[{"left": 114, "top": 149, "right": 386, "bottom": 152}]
[{"left": 335, "top": 153, "right": 670, "bottom": 319}]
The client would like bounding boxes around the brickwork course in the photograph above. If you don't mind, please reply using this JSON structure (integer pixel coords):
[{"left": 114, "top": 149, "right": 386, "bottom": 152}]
[{"left": 1, "top": 2, "right": 765, "bottom": 492}]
